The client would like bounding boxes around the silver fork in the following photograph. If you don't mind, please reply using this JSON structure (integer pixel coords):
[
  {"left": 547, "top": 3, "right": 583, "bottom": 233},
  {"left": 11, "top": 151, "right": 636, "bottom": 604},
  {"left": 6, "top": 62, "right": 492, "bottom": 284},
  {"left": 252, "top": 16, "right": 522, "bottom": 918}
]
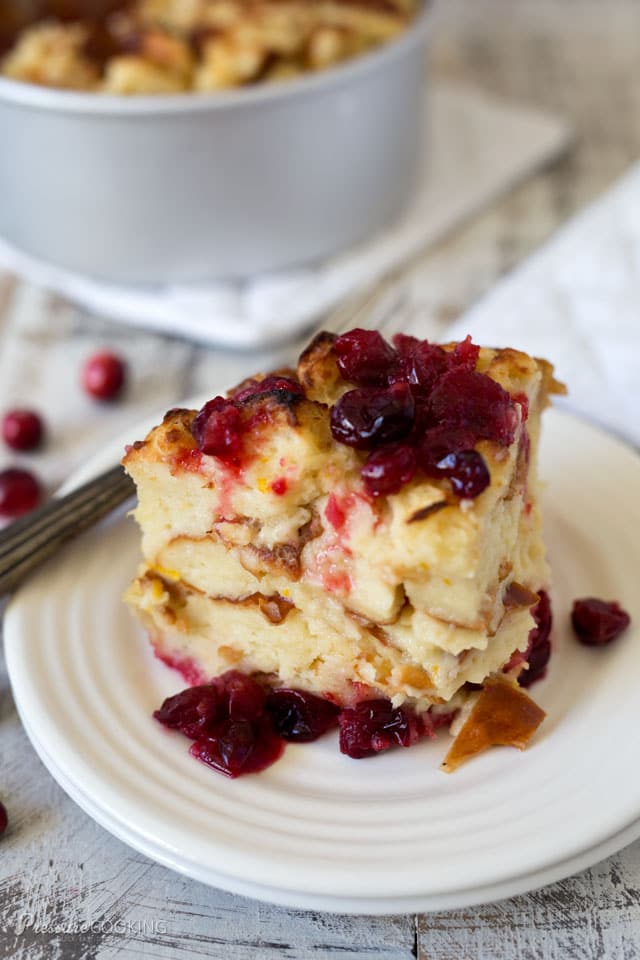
[{"left": 0, "top": 465, "right": 135, "bottom": 595}]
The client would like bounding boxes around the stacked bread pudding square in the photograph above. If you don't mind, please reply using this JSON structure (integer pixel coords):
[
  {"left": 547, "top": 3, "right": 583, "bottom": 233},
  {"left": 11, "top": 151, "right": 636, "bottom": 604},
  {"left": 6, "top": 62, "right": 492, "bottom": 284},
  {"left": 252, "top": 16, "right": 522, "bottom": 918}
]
[{"left": 123, "top": 329, "right": 563, "bottom": 775}]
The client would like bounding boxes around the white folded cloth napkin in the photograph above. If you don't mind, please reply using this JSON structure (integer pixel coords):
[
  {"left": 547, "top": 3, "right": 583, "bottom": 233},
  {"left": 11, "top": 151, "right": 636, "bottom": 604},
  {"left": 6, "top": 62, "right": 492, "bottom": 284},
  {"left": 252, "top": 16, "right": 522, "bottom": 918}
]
[
  {"left": 448, "top": 162, "right": 640, "bottom": 447},
  {"left": 0, "top": 83, "right": 569, "bottom": 349}
]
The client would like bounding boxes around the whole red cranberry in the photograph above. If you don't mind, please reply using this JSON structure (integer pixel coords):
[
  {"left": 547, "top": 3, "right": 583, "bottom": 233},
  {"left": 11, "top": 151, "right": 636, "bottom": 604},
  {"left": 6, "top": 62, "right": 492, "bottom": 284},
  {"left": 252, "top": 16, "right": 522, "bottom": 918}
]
[
  {"left": 82, "top": 351, "right": 126, "bottom": 401},
  {"left": 361, "top": 444, "right": 417, "bottom": 497},
  {"left": 334, "top": 329, "right": 397, "bottom": 387},
  {"left": 192, "top": 397, "right": 244, "bottom": 462},
  {"left": 330, "top": 382, "right": 415, "bottom": 449},
  {"left": 0, "top": 801, "right": 6, "bottom": 837},
  {"left": 571, "top": 598, "right": 631, "bottom": 646},
  {"left": 0, "top": 468, "right": 41, "bottom": 518},
  {"left": 2, "top": 409, "right": 44, "bottom": 451}
]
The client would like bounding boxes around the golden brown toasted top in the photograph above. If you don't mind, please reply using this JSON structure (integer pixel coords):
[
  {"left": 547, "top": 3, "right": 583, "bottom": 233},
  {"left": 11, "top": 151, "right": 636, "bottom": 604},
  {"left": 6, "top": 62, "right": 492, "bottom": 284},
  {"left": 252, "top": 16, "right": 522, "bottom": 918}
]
[{"left": 123, "top": 330, "right": 565, "bottom": 518}]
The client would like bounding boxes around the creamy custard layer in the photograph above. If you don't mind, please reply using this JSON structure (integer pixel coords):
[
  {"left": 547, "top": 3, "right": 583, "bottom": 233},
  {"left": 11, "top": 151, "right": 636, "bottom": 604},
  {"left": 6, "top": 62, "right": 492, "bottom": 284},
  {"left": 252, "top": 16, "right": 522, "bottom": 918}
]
[{"left": 128, "top": 571, "right": 535, "bottom": 709}]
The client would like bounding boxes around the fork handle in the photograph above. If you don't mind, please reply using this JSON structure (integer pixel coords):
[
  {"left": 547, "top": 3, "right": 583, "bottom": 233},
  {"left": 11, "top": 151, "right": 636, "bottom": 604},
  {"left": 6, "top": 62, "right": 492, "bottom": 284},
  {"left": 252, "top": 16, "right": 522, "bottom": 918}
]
[{"left": 0, "top": 465, "right": 135, "bottom": 596}]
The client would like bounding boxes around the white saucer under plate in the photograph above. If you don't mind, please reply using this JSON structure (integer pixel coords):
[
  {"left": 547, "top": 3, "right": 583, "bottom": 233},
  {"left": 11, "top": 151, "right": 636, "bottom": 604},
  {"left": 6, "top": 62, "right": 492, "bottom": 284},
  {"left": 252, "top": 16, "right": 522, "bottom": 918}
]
[{"left": 5, "top": 408, "right": 640, "bottom": 914}]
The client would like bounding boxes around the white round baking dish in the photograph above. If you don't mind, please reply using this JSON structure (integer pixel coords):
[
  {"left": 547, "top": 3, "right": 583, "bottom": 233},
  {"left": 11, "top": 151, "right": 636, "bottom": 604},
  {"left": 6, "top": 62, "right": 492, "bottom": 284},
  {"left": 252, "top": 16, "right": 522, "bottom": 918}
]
[{"left": 0, "top": 4, "right": 431, "bottom": 284}]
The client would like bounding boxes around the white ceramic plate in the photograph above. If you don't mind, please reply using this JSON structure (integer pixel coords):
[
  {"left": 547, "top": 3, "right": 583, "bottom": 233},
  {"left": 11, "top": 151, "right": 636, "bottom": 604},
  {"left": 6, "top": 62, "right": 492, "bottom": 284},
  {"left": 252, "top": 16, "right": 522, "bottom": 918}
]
[{"left": 5, "top": 408, "right": 640, "bottom": 914}]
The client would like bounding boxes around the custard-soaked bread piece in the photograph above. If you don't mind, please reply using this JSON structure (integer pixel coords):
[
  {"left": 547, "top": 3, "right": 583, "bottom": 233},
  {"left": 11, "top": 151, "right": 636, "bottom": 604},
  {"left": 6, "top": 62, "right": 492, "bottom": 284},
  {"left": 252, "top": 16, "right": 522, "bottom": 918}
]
[
  {"left": 124, "top": 330, "right": 563, "bottom": 715},
  {"left": 128, "top": 570, "right": 538, "bottom": 710}
]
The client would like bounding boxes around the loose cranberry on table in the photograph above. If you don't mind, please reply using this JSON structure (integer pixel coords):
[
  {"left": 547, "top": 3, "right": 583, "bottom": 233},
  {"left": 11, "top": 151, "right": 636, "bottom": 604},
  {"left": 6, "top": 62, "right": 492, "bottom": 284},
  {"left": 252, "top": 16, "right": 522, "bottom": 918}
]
[
  {"left": 2, "top": 409, "right": 44, "bottom": 451},
  {"left": 0, "top": 801, "right": 7, "bottom": 837},
  {"left": 81, "top": 351, "right": 127, "bottom": 401},
  {"left": 0, "top": 467, "right": 42, "bottom": 518},
  {"left": 571, "top": 598, "right": 631, "bottom": 646}
]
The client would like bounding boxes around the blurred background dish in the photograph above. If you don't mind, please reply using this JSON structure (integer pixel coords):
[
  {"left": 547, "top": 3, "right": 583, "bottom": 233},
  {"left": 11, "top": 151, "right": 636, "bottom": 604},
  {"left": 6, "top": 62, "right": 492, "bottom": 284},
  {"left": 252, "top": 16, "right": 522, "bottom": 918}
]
[
  {"left": 0, "top": 0, "right": 419, "bottom": 93},
  {"left": 0, "top": 0, "right": 431, "bottom": 284}
]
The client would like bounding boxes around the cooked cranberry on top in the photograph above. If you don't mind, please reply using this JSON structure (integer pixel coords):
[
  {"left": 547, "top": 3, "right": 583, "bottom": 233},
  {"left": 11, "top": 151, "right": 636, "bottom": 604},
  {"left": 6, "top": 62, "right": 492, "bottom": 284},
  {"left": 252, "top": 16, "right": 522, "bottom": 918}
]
[
  {"left": 428, "top": 369, "right": 518, "bottom": 447},
  {"left": 417, "top": 426, "right": 490, "bottom": 500},
  {"left": 326, "top": 332, "right": 518, "bottom": 499},
  {"left": 361, "top": 443, "right": 417, "bottom": 497},
  {"left": 417, "top": 425, "right": 478, "bottom": 472},
  {"left": 433, "top": 450, "right": 490, "bottom": 500},
  {"left": 330, "top": 382, "right": 415, "bottom": 449},
  {"left": 450, "top": 334, "right": 481, "bottom": 372},
  {"left": 334, "top": 329, "right": 397, "bottom": 387},
  {"left": 390, "top": 334, "right": 450, "bottom": 394},
  {"left": 571, "top": 598, "right": 631, "bottom": 646}
]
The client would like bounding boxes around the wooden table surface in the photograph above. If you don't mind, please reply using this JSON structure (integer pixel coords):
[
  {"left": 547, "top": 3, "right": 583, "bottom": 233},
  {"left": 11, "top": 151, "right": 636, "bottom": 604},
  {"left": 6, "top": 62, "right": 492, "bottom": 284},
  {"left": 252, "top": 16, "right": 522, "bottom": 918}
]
[{"left": 2, "top": 2, "right": 640, "bottom": 957}]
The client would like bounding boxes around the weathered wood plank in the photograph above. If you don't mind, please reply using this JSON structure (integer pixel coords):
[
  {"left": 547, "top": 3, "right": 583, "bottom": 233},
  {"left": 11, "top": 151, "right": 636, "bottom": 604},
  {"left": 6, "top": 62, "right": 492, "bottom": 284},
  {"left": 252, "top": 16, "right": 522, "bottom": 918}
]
[{"left": 418, "top": 850, "right": 640, "bottom": 960}]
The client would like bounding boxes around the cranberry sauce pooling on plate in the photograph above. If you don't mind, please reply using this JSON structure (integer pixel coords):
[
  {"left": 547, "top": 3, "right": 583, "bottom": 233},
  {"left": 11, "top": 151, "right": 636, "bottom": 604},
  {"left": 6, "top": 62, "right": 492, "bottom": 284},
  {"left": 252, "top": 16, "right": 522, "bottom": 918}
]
[{"left": 123, "top": 329, "right": 567, "bottom": 777}]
